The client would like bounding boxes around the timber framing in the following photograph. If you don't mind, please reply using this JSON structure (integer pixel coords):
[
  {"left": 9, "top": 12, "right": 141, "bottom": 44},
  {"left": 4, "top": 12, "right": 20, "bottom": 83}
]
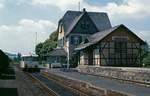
[{"left": 76, "top": 25, "right": 146, "bottom": 67}]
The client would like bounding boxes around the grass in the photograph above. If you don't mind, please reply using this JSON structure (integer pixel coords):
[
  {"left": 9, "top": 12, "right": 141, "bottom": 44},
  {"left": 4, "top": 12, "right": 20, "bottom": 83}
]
[{"left": 0, "top": 88, "right": 18, "bottom": 96}]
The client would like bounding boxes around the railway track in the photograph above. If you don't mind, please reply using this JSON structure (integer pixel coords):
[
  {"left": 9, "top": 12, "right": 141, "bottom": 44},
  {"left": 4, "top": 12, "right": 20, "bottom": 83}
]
[
  {"left": 27, "top": 73, "right": 59, "bottom": 96},
  {"left": 28, "top": 73, "right": 88, "bottom": 96}
]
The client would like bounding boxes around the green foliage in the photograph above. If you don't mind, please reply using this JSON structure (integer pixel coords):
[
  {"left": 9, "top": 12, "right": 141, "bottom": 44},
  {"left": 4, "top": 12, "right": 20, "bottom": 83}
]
[
  {"left": 143, "top": 54, "right": 150, "bottom": 67},
  {"left": 35, "top": 43, "right": 44, "bottom": 56},
  {"left": 49, "top": 30, "right": 58, "bottom": 42},
  {"left": 0, "top": 50, "right": 10, "bottom": 75},
  {"left": 141, "top": 42, "right": 149, "bottom": 59},
  {"left": 142, "top": 42, "right": 150, "bottom": 67},
  {"left": 35, "top": 30, "right": 58, "bottom": 57},
  {"left": 17, "top": 53, "right": 21, "bottom": 61},
  {"left": 13, "top": 53, "right": 22, "bottom": 63}
]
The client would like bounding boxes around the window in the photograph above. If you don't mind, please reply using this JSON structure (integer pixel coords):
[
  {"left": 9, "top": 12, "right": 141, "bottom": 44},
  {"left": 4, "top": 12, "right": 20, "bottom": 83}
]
[
  {"left": 70, "top": 35, "right": 82, "bottom": 45},
  {"left": 81, "top": 21, "right": 89, "bottom": 30},
  {"left": 74, "top": 36, "right": 79, "bottom": 45},
  {"left": 93, "top": 49, "right": 100, "bottom": 66},
  {"left": 54, "top": 57, "right": 59, "bottom": 63},
  {"left": 32, "top": 57, "right": 38, "bottom": 61},
  {"left": 114, "top": 37, "right": 127, "bottom": 53},
  {"left": 59, "top": 24, "right": 63, "bottom": 33},
  {"left": 58, "top": 38, "right": 64, "bottom": 47}
]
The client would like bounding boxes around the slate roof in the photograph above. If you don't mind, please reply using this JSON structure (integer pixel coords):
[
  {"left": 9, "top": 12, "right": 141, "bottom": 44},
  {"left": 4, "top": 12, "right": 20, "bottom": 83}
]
[
  {"left": 65, "top": 12, "right": 84, "bottom": 36},
  {"left": 59, "top": 10, "right": 112, "bottom": 36},
  {"left": 75, "top": 24, "right": 145, "bottom": 51},
  {"left": 47, "top": 48, "right": 67, "bottom": 57}
]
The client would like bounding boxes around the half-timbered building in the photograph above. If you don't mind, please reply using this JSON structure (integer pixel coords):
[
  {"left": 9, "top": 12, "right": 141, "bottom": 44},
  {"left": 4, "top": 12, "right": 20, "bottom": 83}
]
[
  {"left": 48, "top": 8, "right": 146, "bottom": 67},
  {"left": 75, "top": 24, "right": 146, "bottom": 67}
]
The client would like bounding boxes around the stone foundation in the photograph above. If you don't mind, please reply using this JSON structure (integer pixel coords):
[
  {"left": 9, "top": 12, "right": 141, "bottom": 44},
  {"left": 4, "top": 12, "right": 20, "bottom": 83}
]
[
  {"left": 77, "top": 65, "right": 150, "bottom": 85},
  {"left": 42, "top": 71, "right": 133, "bottom": 96}
]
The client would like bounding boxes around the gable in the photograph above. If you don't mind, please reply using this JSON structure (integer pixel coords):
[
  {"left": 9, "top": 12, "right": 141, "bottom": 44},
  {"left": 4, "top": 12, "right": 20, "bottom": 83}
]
[
  {"left": 59, "top": 10, "right": 112, "bottom": 36},
  {"left": 70, "top": 12, "right": 98, "bottom": 34},
  {"left": 60, "top": 11, "right": 82, "bottom": 34},
  {"left": 75, "top": 24, "right": 145, "bottom": 51},
  {"left": 88, "top": 12, "right": 112, "bottom": 31},
  {"left": 101, "top": 25, "right": 145, "bottom": 44}
]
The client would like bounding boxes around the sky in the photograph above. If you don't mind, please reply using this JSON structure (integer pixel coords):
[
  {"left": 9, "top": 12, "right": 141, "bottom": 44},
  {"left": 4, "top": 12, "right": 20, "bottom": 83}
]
[{"left": 0, "top": 0, "right": 150, "bottom": 55}]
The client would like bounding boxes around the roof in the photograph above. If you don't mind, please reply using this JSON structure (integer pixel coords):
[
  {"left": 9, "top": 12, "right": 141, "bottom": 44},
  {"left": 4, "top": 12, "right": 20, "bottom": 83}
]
[
  {"left": 65, "top": 12, "right": 84, "bottom": 36},
  {"left": 88, "top": 25, "right": 120, "bottom": 43},
  {"left": 46, "top": 48, "right": 67, "bottom": 57},
  {"left": 22, "top": 54, "right": 38, "bottom": 57},
  {"left": 75, "top": 24, "right": 146, "bottom": 51},
  {"left": 60, "top": 10, "right": 112, "bottom": 36}
]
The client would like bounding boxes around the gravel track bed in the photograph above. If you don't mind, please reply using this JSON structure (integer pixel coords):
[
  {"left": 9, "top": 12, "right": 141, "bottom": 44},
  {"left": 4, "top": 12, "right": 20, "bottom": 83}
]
[{"left": 15, "top": 67, "right": 49, "bottom": 96}]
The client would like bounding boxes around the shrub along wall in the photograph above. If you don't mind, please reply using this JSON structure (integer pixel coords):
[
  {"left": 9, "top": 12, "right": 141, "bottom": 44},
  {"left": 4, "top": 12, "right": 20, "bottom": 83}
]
[{"left": 0, "top": 50, "right": 10, "bottom": 75}]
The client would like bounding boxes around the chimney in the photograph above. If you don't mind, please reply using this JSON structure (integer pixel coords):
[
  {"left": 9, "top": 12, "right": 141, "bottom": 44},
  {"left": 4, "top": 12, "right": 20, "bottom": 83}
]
[{"left": 83, "top": 8, "right": 86, "bottom": 12}]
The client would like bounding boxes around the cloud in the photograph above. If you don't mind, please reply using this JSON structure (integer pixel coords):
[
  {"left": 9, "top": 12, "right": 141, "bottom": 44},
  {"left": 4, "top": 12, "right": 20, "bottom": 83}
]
[
  {"left": 99, "top": 0, "right": 150, "bottom": 19},
  {"left": 0, "top": 0, "right": 4, "bottom": 8},
  {"left": 136, "top": 30, "right": 150, "bottom": 43},
  {"left": 32, "top": 0, "right": 82, "bottom": 10},
  {"left": 18, "top": 19, "right": 56, "bottom": 32},
  {"left": 30, "top": 0, "right": 150, "bottom": 43},
  {"left": 0, "top": 3, "right": 3, "bottom": 8},
  {"left": 0, "top": 19, "right": 57, "bottom": 54},
  {"left": 0, "top": 0, "right": 149, "bottom": 53},
  {"left": 31, "top": 0, "right": 150, "bottom": 19}
]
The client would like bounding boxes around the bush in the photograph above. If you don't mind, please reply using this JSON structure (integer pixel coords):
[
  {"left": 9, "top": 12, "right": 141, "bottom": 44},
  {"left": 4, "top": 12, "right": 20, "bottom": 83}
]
[
  {"left": 143, "top": 53, "right": 150, "bottom": 67},
  {"left": 0, "top": 50, "right": 10, "bottom": 75}
]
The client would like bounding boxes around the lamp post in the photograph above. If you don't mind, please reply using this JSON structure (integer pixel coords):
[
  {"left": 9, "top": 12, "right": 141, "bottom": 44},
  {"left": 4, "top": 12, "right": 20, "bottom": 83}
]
[
  {"left": 34, "top": 32, "right": 38, "bottom": 54},
  {"left": 67, "top": 49, "right": 69, "bottom": 69},
  {"left": 67, "top": 39, "right": 70, "bottom": 69}
]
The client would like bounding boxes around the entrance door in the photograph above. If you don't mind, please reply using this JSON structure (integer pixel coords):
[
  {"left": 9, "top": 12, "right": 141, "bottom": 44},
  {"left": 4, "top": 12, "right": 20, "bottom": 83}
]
[{"left": 88, "top": 49, "right": 93, "bottom": 65}]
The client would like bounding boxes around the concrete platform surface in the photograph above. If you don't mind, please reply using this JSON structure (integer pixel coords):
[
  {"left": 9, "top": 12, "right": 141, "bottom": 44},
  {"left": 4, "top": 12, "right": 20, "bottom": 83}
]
[{"left": 47, "top": 69, "right": 150, "bottom": 96}]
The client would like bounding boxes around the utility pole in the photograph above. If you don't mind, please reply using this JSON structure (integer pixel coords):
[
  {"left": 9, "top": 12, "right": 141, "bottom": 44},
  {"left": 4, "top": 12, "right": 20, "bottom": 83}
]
[
  {"left": 67, "top": 48, "right": 69, "bottom": 69},
  {"left": 34, "top": 32, "right": 38, "bottom": 54},
  {"left": 78, "top": 2, "right": 80, "bottom": 11}
]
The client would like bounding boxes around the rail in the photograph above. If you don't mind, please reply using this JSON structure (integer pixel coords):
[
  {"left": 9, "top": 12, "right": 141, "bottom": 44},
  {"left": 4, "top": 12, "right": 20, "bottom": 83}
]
[
  {"left": 27, "top": 73, "right": 89, "bottom": 96},
  {"left": 41, "top": 73, "right": 89, "bottom": 96},
  {"left": 26, "top": 73, "right": 59, "bottom": 96}
]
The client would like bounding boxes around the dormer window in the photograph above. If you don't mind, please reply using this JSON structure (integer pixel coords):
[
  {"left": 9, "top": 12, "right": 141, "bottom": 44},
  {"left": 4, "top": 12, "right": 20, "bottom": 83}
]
[
  {"left": 70, "top": 35, "right": 82, "bottom": 45},
  {"left": 81, "top": 21, "right": 89, "bottom": 30},
  {"left": 74, "top": 36, "right": 79, "bottom": 45}
]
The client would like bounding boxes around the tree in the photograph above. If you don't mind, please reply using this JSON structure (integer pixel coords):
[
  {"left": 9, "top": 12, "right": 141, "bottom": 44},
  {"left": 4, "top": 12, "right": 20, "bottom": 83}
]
[
  {"left": 142, "top": 42, "right": 150, "bottom": 67},
  {"left": 35, "top": 43, "right": 43, "bottom": 56},
  {"left": 0, "top": 50, "right": 10, "bottom": 75},
  {"left": 141, "top": 42, "right": 149, "bottom": 57},
  {"left": 143, "top": 54, "right": 150, "bottom": 67},
  {"left": 17, "top": 53, "right": 22, "bottom": 61},
  {"left": 49, "top": 30, "right": 58, "bottom": 42},
  {"left": 35, "top": 30, "right": 58, "bottom": 58}
]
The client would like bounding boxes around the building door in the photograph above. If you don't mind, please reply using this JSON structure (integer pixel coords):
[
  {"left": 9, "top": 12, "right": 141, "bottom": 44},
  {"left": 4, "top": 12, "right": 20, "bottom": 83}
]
[{"left": 88, "top": 49, "right": 93, "bottom": 65}]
